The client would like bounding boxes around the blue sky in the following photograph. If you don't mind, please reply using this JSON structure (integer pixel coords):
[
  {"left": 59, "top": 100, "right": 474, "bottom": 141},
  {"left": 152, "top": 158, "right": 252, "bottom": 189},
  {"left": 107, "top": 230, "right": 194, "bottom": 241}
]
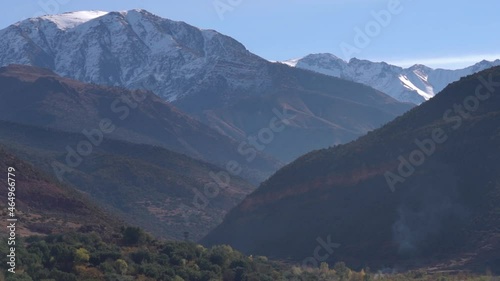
[{"left": 2, "top": 0, "right": 499, "bottom": 69}]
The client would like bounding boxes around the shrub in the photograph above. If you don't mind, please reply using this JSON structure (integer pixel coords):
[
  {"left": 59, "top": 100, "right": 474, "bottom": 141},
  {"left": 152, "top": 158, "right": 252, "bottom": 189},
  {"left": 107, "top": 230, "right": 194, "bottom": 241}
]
[
  {"left": 122, "top": 227, "right": 146, "bottom": 245},
  {"left": 114, "top": 259, "right": 128, "bottom": 275},
  {"left": 130, "top": 249, "right": 152, "bottom": 264},
  {"left": 74, "top": 248, "right": 90, "bottom": 264}
]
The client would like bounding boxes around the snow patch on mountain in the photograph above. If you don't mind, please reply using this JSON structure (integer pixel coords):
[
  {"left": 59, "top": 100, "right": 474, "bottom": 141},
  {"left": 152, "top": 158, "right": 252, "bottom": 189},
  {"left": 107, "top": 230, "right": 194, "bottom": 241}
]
[
  {"left": 282, "top": 58, "right": 300, "bottom": 67},
  {"left": 398, "top": 75, "right": 433, "bottom": 100},
  {"left": 38, "top": 11, "right": 108, "bottom": 30}
]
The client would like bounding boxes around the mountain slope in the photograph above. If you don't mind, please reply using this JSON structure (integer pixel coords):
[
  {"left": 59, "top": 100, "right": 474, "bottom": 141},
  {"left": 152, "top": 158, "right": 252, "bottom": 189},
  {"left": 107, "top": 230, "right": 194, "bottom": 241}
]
[
  {"left": 0, "top": 146, "right": 122, "bottom": 236},
  {"left": 0, "top": 11, "right": 414, "bottom": 163},
  {"left": 0, "top": 120, "right": 255, "bottom": 241},
  {"left": 0, "top": 64, "right": 279, "bottom": 183},
  {"left": 284, "top": 53, "right": 500, "bottom": 104},
  {"left": 202, "top": 66, "right": 500, "bottom": 272},
  {"left": 177, "top": 62, "right": 414, "bottom": 162}
]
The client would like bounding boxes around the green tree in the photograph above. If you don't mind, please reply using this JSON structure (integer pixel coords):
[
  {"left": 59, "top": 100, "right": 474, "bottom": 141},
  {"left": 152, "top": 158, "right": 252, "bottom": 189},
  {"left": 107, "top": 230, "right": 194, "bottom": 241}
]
[
  {"left": 320, "top": 262, "right": 329, "bottom": 273},
  {"left": 74, "top": 248, "right": 90, "bottom": 264},
  {"left": 334, "top": 262, "right": 350, "bottom": 281},
  {"left": 114, "top": 259, "right": 128, "bottom": 275},
  {"left": 122, "top": 227, "right": 145, "bottom": 245}
]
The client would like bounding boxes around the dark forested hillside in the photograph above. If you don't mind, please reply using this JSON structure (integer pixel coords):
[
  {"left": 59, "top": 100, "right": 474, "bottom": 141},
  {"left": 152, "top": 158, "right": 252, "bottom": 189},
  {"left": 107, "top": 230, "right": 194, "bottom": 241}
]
[
  {"left": 0, "top": 120, "right": 255, "bottom": 241},
  {"left": 203, "top": 66, "right": 500, "bottom": 273},
  {"left": 0, "top": 147, "right": 122, "bottom": 237},
  {"left": 0, "top": 65, "right": 280, "bottom": 183}
]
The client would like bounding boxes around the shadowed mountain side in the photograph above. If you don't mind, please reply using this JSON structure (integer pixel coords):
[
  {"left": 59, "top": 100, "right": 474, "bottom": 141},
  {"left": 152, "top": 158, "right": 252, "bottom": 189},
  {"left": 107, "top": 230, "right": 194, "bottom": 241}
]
[
  {"left": 0, "top": 146, "right": 123, "bottom": 237},
  {"left": 0, "top": 120, "right": 255, "bottom": 241},
  {"left": 202, "top": 66, "right": 500, "bottom": 273},
  {"left": 175, "top": 63, "right": 414, "bottom": 162},
  {"left": 0, "top": 65, "right": 281, "bottom": 183}
]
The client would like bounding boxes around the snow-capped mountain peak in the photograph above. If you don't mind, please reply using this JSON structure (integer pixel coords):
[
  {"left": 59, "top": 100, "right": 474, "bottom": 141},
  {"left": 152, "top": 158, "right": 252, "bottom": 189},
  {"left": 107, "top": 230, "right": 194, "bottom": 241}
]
[
  {"left": 283, "top": 54, "right": 500, "bottom": 104},
  {"left": 36, "top": 11, "right": 109, "bottom": 30},
  {"left": 0, "top": 9, "right": 267, "bottom": 102}
]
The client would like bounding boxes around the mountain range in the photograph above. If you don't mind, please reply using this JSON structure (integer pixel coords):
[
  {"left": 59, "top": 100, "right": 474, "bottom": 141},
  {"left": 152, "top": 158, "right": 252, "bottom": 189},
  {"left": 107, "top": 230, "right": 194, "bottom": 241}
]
[
  {"left": 1, "top": 8, "right": 500, "bottom": 275},
  {"left": 0, "top": 9, "right": 413, "bottom": 243},
  {"left": 0, "top": 10, "right": 413, "bottom": 163},
  {"left": 283, "top": 53, "right": 500, "bottom": 104}
]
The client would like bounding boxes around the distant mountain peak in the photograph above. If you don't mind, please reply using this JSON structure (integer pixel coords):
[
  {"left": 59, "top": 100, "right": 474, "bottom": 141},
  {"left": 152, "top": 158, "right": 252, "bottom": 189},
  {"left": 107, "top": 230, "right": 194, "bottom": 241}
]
[
  {"left": 473, "top": 59, "right": 499, "bottom": 68},
  {"left": 123, "top": 8, "right": 150, "bottom": 14},
  {"left": 409, "top": 63, "right": 431, "bottom": 70},
  {"left": 117, "top": 8, "right": 160, "bottom": 19},
  {"left": 284, "top": 53, "right": 500, "bottom": 104},
  {"left": 282, "top": 53, "right": 347, "bottom": 67},
  {"left": 349, "top": 57, "right": 366, "bottom": 63},
  {"left": 307, "top": 53, "right": 343, "bottom": 60}
]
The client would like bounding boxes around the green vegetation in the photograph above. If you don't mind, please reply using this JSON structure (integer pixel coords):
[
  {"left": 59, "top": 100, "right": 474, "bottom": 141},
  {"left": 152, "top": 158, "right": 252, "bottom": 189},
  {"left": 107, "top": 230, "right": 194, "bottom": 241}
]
[{"left": 0, "top": 228, "right": 497, "bottom": 281}]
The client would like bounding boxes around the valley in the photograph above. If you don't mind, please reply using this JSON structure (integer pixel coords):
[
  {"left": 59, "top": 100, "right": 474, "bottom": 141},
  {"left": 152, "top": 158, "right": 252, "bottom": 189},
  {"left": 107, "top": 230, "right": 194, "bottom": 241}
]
[{"left": 0, "top": 5, "right": 499, "bottom": 280}]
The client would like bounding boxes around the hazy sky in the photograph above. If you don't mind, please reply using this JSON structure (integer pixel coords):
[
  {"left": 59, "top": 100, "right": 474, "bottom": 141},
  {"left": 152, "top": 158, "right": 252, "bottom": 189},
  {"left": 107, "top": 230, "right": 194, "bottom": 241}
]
[{"left": 2, "top": 0, "right": 499, "bottom": 69}]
